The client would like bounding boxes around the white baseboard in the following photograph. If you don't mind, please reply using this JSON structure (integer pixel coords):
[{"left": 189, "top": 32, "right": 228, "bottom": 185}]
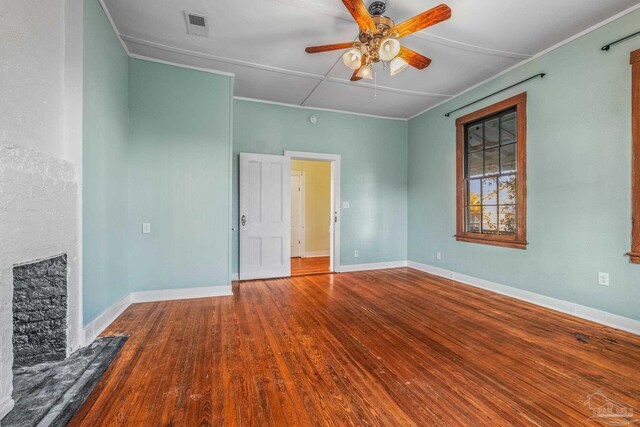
[
  {"left": 0, "top": 397, "right": 14, "bottom": 422},
  {"left": 338, "top": 260, "right": 408, "bottom": 273},
  {"left": 407, "top": 261, "right": 640, "bottom": 336},
  {"left": 82, "top": 285, "right": 233, "bottom": 346},
  {"left": 130, "top": 285, "right": 232, "bottom": 303},
  {"left": 304, "top": 250, "right": 330, "bottom": 258},
  {"left": 83, "top": 293, "right": 132, "bottom": 346},
  {"left": 231, "top": 273, "right": 239, "bottom": 281}
]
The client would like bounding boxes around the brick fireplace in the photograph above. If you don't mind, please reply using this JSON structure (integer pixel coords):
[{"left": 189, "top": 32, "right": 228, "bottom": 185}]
[{"left": 0, "top": 144, "right": 81, "bottom": 420}]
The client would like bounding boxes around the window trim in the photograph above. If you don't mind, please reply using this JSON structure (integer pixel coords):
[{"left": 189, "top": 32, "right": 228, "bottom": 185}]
[
  {"left": 629, "top": 50, "right": 640, "bottom": 264},
  {"left": 455, "top": 92, "right": 528, "bottom": 250}
]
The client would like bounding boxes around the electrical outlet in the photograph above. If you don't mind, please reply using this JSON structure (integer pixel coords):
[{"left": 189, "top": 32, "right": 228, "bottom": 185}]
[
  {"left": 598, "top": 272, "right": 609, "bottom": 286},
  {"left": 142, "top": 223, "right": 151, "bottom": 234},
  {"left": 342, "top": 201, "right": 350, "bottom": 209},
  {"left": 436, "top": 251, "right": 442, "bottom": 261},
  {"left": 354, "top": 250, "right": 359, "bottom": 258}
]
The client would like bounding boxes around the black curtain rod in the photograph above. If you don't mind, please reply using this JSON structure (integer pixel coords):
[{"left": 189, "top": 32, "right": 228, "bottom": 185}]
[
  {"left": 601, "top": 30, "right": 640, "bottom": 51},
  {"left": 444, "top": 73, "right": 546, "bottom": 118}
]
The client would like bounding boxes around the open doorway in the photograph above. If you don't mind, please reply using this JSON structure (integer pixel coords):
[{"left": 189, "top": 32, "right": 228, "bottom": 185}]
[
  {"left": 238, "top": 151, "right": 340, "bottom": 281},
  {"left": 286, "top": 151, "right": 340, "bottom": 276},
  {"left": 290, "top": 160, "right": 331, "bottom": 276}
]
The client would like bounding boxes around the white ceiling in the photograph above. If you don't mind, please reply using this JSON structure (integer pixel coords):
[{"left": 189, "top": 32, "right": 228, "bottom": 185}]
[{"left": 102, "top": 0, "right": 639, "bottom": 119}]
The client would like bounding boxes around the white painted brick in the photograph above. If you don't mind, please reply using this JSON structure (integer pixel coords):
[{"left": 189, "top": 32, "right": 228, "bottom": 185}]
[
  {"left": 0, "top": 143, "right": 81, "bottom": 418},
  {"left": 31, "top": 184, "right": 54, "bottom": 201},
  {"left": 0, "top": 182, "right": 27, "bottom": 195}
]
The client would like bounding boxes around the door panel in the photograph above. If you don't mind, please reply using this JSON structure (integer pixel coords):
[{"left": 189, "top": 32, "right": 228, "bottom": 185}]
[{"left": 240, "top": 153, "right": 291, "bottom": 280}]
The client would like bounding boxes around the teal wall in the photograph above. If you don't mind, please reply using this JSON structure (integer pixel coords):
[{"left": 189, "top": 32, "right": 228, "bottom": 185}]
[
  {"left": 82, "top": 0, "right": 130, "bottom": 325},
  {"left": 232, "top": 101, "right": 408, "bottom": 272},
  {"left": 408, "top": 10, "right": 640, "bottom": 320},
  {"left": 127, "top": 59, "right": 233, "bottom": 291}
]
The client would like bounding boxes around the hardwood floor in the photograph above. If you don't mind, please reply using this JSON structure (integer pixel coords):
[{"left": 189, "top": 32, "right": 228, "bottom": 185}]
[
  {"left": 70, "top": 268, "right": 640, "bottom": 426},
  {"left": 290, "top": 256, "right": 330, "bottom": 276}
]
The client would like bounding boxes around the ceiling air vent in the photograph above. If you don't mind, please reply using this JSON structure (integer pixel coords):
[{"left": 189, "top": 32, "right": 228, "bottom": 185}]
[{"left": 184, "top": 11, "right": 208, "bottom": 37}]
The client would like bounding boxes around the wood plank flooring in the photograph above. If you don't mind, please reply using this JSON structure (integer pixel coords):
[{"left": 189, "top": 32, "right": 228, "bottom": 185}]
[
  {"left": 70, "top": 268, "right": 640, "bottom": 426},
  {"left": 290, "top": 256, "right": 330, "bottom": 277}
]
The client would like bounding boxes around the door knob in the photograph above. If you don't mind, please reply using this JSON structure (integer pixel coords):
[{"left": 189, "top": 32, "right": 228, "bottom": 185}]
[{"left": 241, "top": 214, "right": 246, "bottom": 226}]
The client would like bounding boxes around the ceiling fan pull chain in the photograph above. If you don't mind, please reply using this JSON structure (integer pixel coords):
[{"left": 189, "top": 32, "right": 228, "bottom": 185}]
[{"left": 374, "top": 68, "right": 377, "bottom": 100}]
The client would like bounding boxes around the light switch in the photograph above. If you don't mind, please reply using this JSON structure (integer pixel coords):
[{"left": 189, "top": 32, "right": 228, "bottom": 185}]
[
  {"left": 342, "top": 201, "right": 350, "bottom": 209},
  {"left": 598, "top": 272, "right": 609, "bottom": 286},
  {"left": 142, "top": 223, "right": 151, "bottom": 234}
]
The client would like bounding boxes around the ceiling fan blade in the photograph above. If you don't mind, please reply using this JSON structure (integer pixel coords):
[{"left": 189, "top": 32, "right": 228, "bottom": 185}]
[
  {"left": 390, "top": 4, "right": 451, "bottom": 39},
  {"left": 305, "top": 42, "right": 354, "bottom": 54},
  {"left": 342, "top": 0, "right": 376, "bottom": 31},
  {"left": 398, "top": 46, "right": 431, "bottom": 70}
]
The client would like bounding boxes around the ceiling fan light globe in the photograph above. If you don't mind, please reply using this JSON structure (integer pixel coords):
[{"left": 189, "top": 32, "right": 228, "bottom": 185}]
[
  {"left": 390, "top": 56, "right": 409, "bottom": 76},
  {"left": 379, "top": 38, "right": 401, "bottom": 61},
  {"left": 356, "top": 64, "right": 373, "bottom": 80},
  {"left": 342, "top": 48, "right": 362, "bottom": 70}
]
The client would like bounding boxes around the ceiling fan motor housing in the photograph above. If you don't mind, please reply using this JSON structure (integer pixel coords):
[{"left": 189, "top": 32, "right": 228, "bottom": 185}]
[{"left": 368, "top": 0, "right": 387, "bottom": 17}]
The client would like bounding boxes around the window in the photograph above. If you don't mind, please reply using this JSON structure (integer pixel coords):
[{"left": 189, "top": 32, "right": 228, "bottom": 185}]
[
  {"left": 629, "top": 49, "right": 640, "bottom": 264},
  {"left": 456, "top": 93, "right": 527, "bottom": 249}
]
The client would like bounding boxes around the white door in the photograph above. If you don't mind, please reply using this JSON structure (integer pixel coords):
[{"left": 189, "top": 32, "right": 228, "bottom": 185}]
[
  {"left": 239, "top": 153, "right": 291, "bottom": 280},
  {"left": 291, "top": 173, "right": 303, "bottom": 257}
]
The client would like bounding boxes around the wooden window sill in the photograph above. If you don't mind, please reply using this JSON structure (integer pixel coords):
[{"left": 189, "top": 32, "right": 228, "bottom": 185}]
[
  {"left": 456, "top": 235, "right": 528, "bottom": 250},
  {"left": 628, "top": 252, "right": 640, "bottom": 264}
]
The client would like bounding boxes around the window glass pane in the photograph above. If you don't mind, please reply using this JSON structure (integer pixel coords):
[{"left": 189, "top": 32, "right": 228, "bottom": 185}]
[
  {"left": 468, "top": 152, "right": 483, "bottom": 178},
  {"left": 482, "top": 178, "right": 498, "bottom": 205},
  {"left": 484, "top": 117, "right": 500, "bottom": 148},
  {"left": 501, "top": 144, "right": 516, "bottom": 173},
  {"left": 501, "top": 112, "right": 517, "bottom": 144},
  {"left": 498, "top": 175, "right": 516, "bottom": 205},
  {"left": 482, "top": 206, "right": 498, "bottom": 232},
  {"left": 484, "top": 148, "right": 499, "bottom": 176},
  {"left": 499, "top": 206, "right": 516, "bottom": 234},
  {"left": 467, "top": 124, "right": 483, "bottom": 152},
  {"left": 499, "top": 212, "right": 516, "bottom": 233},
  {"left": 467, "top": 207, "right": 481, "bottom": 233},
  {"left": 499, "top": 205, "right": 516, "bottom": 214},
  {"left": 468, "top": 179, "right": 481, "bottom": 205}
]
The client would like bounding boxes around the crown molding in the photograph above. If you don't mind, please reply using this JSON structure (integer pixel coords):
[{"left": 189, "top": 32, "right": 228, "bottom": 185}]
[
  {"left": 408, "top": 2, "right": 640, "bottom": 120},
  {"left": 98, "top": 0, "right": 130, "bottom": 56}
]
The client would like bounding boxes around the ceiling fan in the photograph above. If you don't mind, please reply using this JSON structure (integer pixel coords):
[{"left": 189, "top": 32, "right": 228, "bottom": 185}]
[{"left": 305, "top": 0, "right": 451, "bottom": 81}]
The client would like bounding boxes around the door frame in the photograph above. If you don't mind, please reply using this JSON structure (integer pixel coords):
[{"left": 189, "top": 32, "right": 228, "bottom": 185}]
[
  {"left": 285, "top": 151, "right": 340, "bottom": 273},
  {"left": 290, "top": 170, "right": 306, "bottom": 258}
]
